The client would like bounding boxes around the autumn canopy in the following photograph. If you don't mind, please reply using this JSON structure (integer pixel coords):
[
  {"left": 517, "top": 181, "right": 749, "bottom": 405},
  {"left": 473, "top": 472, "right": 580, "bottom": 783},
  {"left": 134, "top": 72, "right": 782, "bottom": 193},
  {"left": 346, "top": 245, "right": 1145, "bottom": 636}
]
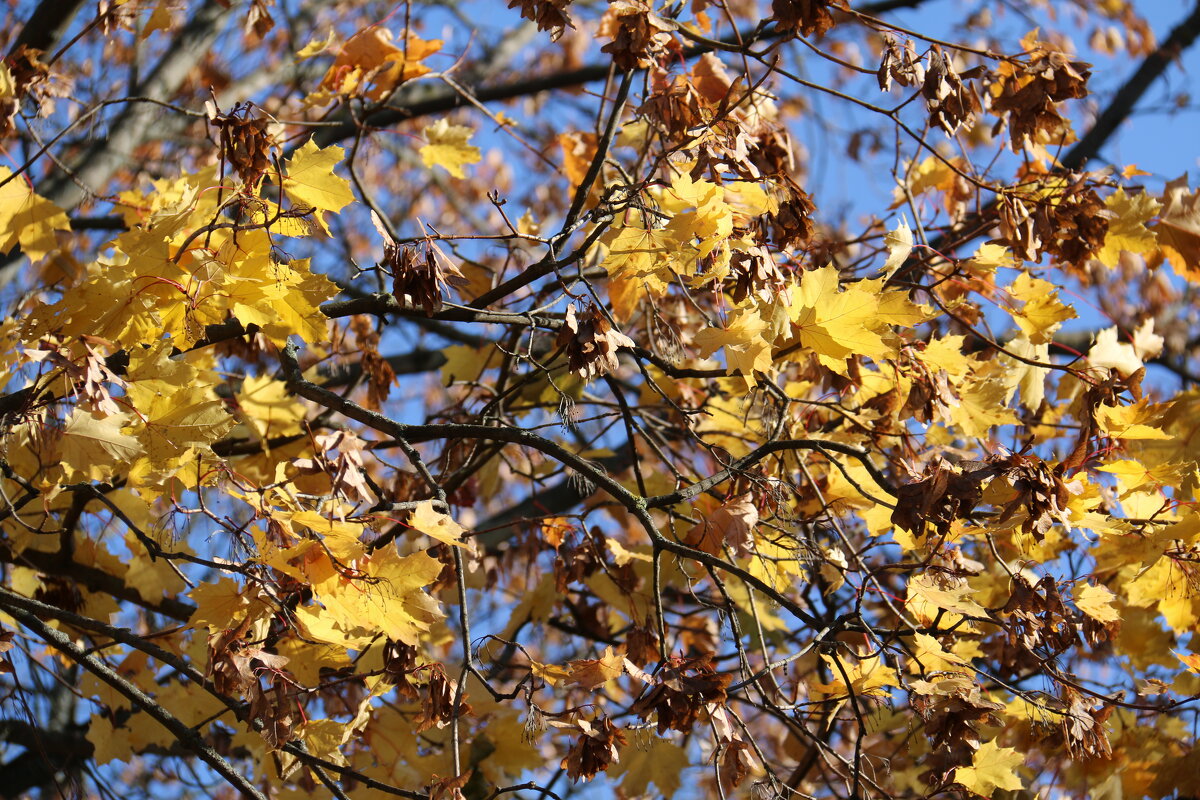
[{"left": 3, "top": 0, "right": 1200, "bottom": 798}]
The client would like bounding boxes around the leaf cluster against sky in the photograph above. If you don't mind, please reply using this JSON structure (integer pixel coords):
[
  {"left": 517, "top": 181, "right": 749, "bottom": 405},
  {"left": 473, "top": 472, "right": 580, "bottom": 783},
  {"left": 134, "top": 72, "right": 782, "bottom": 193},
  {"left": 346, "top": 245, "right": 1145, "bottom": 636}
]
[{"left": 3, "top": 1, "right": 1200, "bottom": 799}]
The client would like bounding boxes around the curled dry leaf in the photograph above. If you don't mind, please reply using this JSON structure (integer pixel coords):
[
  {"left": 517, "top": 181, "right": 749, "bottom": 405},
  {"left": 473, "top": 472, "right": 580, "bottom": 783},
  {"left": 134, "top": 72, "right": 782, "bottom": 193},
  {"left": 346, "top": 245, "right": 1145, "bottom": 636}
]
[
  {"left": 557, "top": 303, "right": 635, "bottom": 380},
  {"left": 561, "top": 717, "right": 627, "bottom": 781}
]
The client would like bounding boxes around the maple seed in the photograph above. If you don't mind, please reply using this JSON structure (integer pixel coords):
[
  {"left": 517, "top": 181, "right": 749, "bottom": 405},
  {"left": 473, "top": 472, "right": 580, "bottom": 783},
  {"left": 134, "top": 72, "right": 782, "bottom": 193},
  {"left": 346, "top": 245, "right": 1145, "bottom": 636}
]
[
  {"left": 387, "top": 240, "right": 468, "bottom": 314},
  {"left": 207, "top": 101, "right": 276, "bottom": 187},
  {"left": 556, "top": 303, "right": 635, "bottom": 380},
  {"left": 561, "top": 717, "right": 627, "bottom": 781},
  {"left": 771, "top": 0, "right": 836, "bottom": 38}
]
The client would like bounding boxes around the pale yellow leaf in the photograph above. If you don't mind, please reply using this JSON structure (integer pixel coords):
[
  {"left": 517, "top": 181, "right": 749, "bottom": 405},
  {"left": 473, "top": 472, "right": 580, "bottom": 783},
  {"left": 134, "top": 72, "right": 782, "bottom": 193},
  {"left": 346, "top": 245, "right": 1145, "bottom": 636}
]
[
  {"left": 954, "top": 739, "right": 1024, "bottom": 797},
  {"left": 408, "top": 500, "right": 476, "bottom": 554},
  {"left": 283, "top": 139, "right": 356, "bottom": 214},
  {"left": 882, "top": 216, "right": 913, "bottom": 278},
  {"left": 420, "top": 119, "right": 481, "bottom": 178},
  {"left": 1074, "top": 583, "right": 1121, "bottom": 624}
]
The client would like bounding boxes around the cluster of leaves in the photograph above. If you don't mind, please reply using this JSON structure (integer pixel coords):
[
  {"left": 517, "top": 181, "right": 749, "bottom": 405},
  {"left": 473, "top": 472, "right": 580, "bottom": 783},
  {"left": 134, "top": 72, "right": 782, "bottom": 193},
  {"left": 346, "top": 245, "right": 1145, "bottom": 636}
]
[{"left": 1, "top": 1, "right": 1200, "bottom": 799}]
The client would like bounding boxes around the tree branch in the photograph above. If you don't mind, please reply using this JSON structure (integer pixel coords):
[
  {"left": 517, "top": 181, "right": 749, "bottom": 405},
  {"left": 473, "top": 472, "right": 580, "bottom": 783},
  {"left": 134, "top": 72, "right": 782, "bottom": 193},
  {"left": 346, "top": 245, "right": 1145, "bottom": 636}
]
[{"left": 0, "top": 598, "right": 267, "bottom": 800}]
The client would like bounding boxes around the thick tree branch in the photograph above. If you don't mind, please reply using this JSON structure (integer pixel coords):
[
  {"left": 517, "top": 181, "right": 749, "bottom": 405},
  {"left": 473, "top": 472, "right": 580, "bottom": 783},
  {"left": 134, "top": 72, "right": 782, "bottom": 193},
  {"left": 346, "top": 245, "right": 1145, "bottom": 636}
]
[
  {"left": 1061, "top": 1, "right": 1200, "bottom": 171},
  {"left": 9, "top": 0, "right": 87, "bottom": 56}
]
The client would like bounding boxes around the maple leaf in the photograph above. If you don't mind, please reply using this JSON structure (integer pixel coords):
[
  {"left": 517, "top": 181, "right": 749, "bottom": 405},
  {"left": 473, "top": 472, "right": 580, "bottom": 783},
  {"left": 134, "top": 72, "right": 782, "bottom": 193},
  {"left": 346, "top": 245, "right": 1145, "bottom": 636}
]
[
  {"left": 950, "top": 375, "right": 1019, "bottom": 438},
  {"left": 236, "top": 375, "right": 307, "bottom": 440},
  {"left": 599, "top": 216, "right": 677, "bottom": 288},
  {"left": 567, "top": 646, "right": 625, "bottom": 690},
  {"left": 0, "top": 166, "right": 71, "bottom": 263},
  {"left": 407, "top": 500, "right": 476, "bottom": 554},
  {"left": 954, "top": 739, "right": 1024, "bottom": 797},
  {"left": 1087, "top": 325, "right": 1160, "bottom": 379},
  {"left": 558, "top": 131, "right": 599, "bottom": 188},
  {"left": 966, "top": 242, "right": 1011, "bottom": 270},
  {"left": 529, "top": 659, "right": 572, "bottom": 686},
  {"left": 810, "top": 652, "right": 896, "bottom": 701},
  {"left": 910, "top": 632, "right": 969, "bottom": 672},
  {"left": 312, "top": 28, "right": 442, "bottom": 102},
  {"left": 1095, "top": 188, "right": 1160, "bottom": 268},
  {"left": 188, "top": 577, "right": 267, "bottom": 632},
  {"left": 684, "top": 493, "right": 758, "bottom": 557},
  {"left": 1073, "top": 583, "right": 1121, "bottom": 624},
  {"left": 309, "top": 547, "right": 444, "bottom": 646},
  {"left": 420, "top": 119, "right": 482, "bottom": 178},
  {"left": 882, "top": 216, "right": 913, "bottom": 278},
  {"left": 283, "top": 139, "right": 356, "bottom": 217},
  {"left": 123, "top": 343, "right": 234, "bottom": 478},
  {"left": 611, "top": 736, "right": 690, "bottom": 798},
  {"left": 693, "top": 308, "right": 773, "bottom": 379},
  {"left": 1006, "top": 272, "right": 1076, "bottom": 344},
  {"left": 284, "top": 510, "right": 366, "bottom": 561},
  {"left": 895, "top": 154, "right": 972, "bottom": 218},
  {"left": 58, "top": 409, "right": 145, "bottom": 483},
  {"left": 1095, "top": 400, "right": 1172, "bottom": 441},
  {"left": 1001, "top": 335, "right": 1049, "bottom": 411},
  {"left": 907, "top": 573, "right": 990, "bottom": 624},
  {"left": 1153, "top": 173, "right": 1200, "bottom": 281},
  {"left": 787, "top": 265, "right": 888, "bottom": 371}
]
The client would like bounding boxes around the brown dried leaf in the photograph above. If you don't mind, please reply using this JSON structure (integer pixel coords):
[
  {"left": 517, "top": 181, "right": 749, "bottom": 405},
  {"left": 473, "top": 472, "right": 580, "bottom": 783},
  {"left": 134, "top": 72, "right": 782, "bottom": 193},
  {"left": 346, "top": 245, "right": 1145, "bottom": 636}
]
[
  {"left": 561, "top": 717, "right": 627, "bottom": 781},
  {"left": 556, "top": 303, "right": 635, "bottom": 380}
]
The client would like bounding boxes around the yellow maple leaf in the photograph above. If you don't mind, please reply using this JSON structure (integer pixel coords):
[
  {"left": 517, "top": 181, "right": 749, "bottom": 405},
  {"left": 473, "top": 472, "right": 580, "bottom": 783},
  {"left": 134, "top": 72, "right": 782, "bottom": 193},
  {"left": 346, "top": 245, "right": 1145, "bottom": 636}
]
[
  {"left": 965, "top": 242, "right": 1011, "bottom": 271},
  {"left": 920, "top": 333, "right": 974, "bottom": 377},
  {"left": 1096, "top": 400, "right": 1173, "bottom": 441},
  {"left": 236, "top": 375, "right": 308, "bottom": 440},
  {"left": 611, "top": 736, "right": 690, "bottom": 798},
  {"left": 661, "top": 173, "right": 734, "bottom": 264},
  {"left": 558, "top": 130, "right": 598, "bottom": 188},
  {"left": 910, "top": 632, "right": 969, "bottom": 673},
  {"left": 309, "top": 547, "right": 444, "bottom": 646},
  {"left": 907, "top": 573, "right": 989, "bottom": 625},
  {"left": 787, "top": 265, "right": 887, "bottom": 371},
  {"left": 1096, "top": 188, "right": 1161, "bottom": 268},
  {"left": 283, "top": 139, "right": 356, "bottom": 216},
  {"left": 1001, "top": 335, "right": 1049, "bottom": 411},
  {"left": 58, "top": 409, "right": 146, "bottom": 483},
  {"left": 285, "top": 510, "right": 366, "bottom": 562},
  {"left": 895, "top": 155, "right": 963, "bottom": 200},
  {"left": 950, "top": 375, "right": 1019, "bottom": 438},
  {"left": 954, "top": 739, "right": 1024, "bottom": 797},
  {"left": 810, "top": 651, "right": 896, "bottom": 700},
  {"left": 420, "top": 119, "right": 482, "bottom": 178},
  {"left": 1087, "top": 326, "right": 1145, "bottom": 378},
  {"left": 216, "top": 245, "right": 336, "bottom": 346},
  {"left": 408, "top": 500, "right": 476, "bottom": 554},
  {"left": 296, "top": 30, "right": 337, "bottom": 59},
  {"left": 1175, "top": 651, "right": 1200, "bottom": 675},
  {"left": 600, "top": 218, "right": 676, "bottom": 287},
  {"left": 693, "top": 308, "right": 774, "bottom": 378},
  {"left": 529, "top": 659, "right": 573, "bottom": 686},
  {"left": 1073, "top": 582, "right": 1121, "bottom": 624},
  {"left": 0, "top": 167, "right": 71, "bottom": 263},
  {"left": 1006, "top": 272, "right": 1076, "bottom": 344},
  {"left": 123, "top": 343, "right": 234, "bottom": 479},
  {"left": 189, "top": 577, "right": 268, "bottom": 631},
  {"left": 882, "top": 216, "right": 913, "bottom": 279}
]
